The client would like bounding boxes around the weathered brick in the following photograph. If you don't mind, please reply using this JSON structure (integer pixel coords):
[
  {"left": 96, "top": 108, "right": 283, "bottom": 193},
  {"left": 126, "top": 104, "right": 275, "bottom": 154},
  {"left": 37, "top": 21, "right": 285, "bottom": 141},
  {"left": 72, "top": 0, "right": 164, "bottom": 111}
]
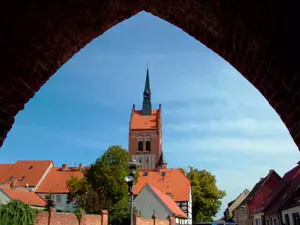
[{"left": 0, "top": 0, "right": 296, "bottom": 151}]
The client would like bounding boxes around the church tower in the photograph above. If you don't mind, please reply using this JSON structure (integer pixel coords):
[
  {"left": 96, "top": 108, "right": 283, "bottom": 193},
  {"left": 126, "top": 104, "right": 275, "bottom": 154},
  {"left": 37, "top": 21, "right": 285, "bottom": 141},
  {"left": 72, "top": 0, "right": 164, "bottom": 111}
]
[{"left": 128, "top": 67, "right": 166, "bottom": 170}]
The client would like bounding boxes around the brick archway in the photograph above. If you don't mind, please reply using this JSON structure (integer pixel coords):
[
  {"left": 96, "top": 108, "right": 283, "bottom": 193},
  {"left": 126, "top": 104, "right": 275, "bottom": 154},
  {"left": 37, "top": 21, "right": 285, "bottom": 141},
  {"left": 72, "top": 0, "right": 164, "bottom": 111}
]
[{"left": 1, "top": 0, "right": 296, "bottom": 149}]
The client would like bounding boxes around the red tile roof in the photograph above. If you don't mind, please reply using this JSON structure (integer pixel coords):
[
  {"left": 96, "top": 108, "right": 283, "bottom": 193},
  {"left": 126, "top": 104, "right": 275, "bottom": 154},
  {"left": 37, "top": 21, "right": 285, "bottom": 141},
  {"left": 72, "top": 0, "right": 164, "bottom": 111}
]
[
  {"left": 147, "top": 184, "right": 187, "bottom": 218},
  {"left": 265, "top": 164, "right": 300, "bottom": 215},
  {"left": 36, "top": 167, "right": 84, "bottom": 193},
  {"left": 130, "top": 110, "right": 159, "bottom": 130},
  {"left": 0, "top": 186, "right": 46, "bottom": 207},
  {"left": 0, "top": 160, "right": 53, "bottom": 187},
  {"left": 0, "top": 164, "right": 13, "bottom": 180},
  {"left": 134, "top": 169, "right": 191, "bottom": 202}
]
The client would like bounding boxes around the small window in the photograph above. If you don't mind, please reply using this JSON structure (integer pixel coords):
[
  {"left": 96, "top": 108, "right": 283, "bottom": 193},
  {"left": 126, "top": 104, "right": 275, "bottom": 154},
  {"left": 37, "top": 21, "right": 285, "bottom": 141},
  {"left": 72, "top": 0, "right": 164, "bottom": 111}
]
[
  {"left": 143, "top": 172, "right": 148, "bottom": 176},
  {"left": 145, "top": 136, "right": 151, "bottom": 151},
  {"left": 20, "top": 176, "right": 25, "bottom": 181},
  {"left": 56, "top": 195, "right": 61, "bottom": 203},
  {"left": 28, "top": 166, "right": 33, "bottom": 170},
  {"left": 8, "top": 176, "right": 14, "bottom": 181},
  {"left": 138, "top": 136, "right": 143, "bottom": 151}
]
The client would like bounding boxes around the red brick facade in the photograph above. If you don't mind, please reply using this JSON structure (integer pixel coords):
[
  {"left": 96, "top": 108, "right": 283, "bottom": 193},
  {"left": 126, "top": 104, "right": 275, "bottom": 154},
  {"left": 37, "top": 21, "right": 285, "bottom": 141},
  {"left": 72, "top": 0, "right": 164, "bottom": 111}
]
[
  {"left": 129, "top": 104, "right": 163, "bottom": 169},
  {"left": 134, "top": 214, "right": 175, "bottom": 225},
  {"left": 35, "top": 209, "right": 108, "bottom": 225}
]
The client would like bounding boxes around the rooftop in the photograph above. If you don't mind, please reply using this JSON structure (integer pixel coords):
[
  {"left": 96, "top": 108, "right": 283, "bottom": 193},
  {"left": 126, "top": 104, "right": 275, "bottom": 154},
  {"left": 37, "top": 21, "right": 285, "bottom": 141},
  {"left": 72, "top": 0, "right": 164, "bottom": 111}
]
[
  {"left": 147, "top": 183, "right": 187, "bottom": 218},
  {"left": 0, "top": 160, "right": 53, "bottom": 187},
  {"left": 36, "top": 166, "right": 84, "bottom": 193},
  {"left": 130, "top": 110, "right": 159, "bottom": 130},
  {"left": 134, "top": 168, "right": 190, "bottom": 202},
  {"left": 0, "top": 186, "right": 46, "bottom": 207}
]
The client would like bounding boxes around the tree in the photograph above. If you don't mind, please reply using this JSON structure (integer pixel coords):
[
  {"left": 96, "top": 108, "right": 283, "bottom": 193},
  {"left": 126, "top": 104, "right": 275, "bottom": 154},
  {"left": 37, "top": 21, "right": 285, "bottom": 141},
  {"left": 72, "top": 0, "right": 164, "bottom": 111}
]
[
  {"left": 67, "top": 145, "right": 133, "bottom": 225},
  {"left": 0, "top": 200, "right": 38, "bottom": 225},
  {"left": 45, "top": 193, "right": 55, "bottom": 211},
  {"left": 184, "top": 166, "right": 226, "bottom": 223}
]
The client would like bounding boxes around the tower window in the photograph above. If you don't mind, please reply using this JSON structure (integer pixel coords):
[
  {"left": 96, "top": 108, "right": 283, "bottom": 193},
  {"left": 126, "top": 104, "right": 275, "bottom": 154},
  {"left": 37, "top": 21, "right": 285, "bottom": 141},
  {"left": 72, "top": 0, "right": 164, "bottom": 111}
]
[
  {"left": 138, "top": 136, "right": 143, "bottom": 151},
  {"left": 146, "top": 136, "right": 151, "bottom": 151}
]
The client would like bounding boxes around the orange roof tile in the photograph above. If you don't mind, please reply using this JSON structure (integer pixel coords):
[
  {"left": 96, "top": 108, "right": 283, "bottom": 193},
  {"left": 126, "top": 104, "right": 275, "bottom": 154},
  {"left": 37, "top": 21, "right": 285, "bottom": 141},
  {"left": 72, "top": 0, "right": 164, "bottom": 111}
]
[
  {"left": 36, "top": 167, "right": 84, "bottom": 193},
  {"left": 0, "top": 186, "right": 46, "bottom": 207},
  {"left": 0, "top": 164, "right": 13, "bottom": 180},
  {"left": 134, "top": 169, "right": 190, "bottom": 202},
  {"left": 147, "top": 184, "right": 187, "bottom": 218},
  {"left": 0, "top": 160, "right": 53, "bottom": 187},
  {"left": 130, "top": 110, "right": 159, "bottom": 130}
]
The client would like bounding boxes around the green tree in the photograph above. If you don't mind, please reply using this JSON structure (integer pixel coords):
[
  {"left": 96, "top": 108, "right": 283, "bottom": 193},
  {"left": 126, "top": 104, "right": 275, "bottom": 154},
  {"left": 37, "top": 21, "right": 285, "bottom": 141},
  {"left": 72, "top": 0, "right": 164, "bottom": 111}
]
[
  {"left": 45, "top": 193, "right": 55, "bottom": 211},
  {"left": 0, "top": 200, "right": 38, "bottom": 225},
  {"left": 184, "top": 166, "right": 226, "bottom": 223},
  {"left": 68, "top": 145, "right": 133, "bottom": 225}
]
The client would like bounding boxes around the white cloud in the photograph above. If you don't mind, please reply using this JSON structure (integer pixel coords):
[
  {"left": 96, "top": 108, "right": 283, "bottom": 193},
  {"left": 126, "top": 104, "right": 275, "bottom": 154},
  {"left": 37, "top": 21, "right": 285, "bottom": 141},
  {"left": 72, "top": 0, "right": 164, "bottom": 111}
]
[
  {"left": 165, "top": 118, "right": 288, "bottom": 136},
  {"left": 164, "top": 136, "right": 298, "bottom": 156}
]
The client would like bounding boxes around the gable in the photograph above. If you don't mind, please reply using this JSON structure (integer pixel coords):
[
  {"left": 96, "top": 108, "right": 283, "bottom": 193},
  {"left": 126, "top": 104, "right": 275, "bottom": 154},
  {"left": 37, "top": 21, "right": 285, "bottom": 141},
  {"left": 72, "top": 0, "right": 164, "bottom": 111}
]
[{"left": 134, "top": 184, "right": 172, "bottom": 218}]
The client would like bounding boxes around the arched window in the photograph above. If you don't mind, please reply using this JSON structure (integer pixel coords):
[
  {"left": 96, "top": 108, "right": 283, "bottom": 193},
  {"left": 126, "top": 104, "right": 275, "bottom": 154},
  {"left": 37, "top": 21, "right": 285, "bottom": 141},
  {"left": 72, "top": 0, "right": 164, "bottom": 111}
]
[
  {"left": 138, "top": 136, "right": 143, "bottom": 151},
  {"left": 145, "top": 136, "right": 151, "bottom": 151}
]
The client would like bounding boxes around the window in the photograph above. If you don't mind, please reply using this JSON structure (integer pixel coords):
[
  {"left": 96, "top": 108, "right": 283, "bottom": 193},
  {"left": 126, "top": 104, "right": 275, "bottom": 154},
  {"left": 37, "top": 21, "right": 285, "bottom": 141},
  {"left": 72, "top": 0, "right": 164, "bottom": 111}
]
[
  {"left": 145, "top": 136, "right": 151, "bottom": 151},
  {"left": 285, "top": 214, "right": 290, "bottom": 225},
  {"left": 292, "top": 213, "right": 300, "bottom": 225},
  {"left": 143, "top": 171, "right": 148, "bottom": 176},
  {"left": 8, "top": 176, "right": 14, "bottom": 181},
  {"left": 56, "top": 195, "right": 61, "bottom": 203},
  {"left": 20, "top": 176, "right": 25, "bottom": 181},
  {"left": 28, "top": 166, "right": 33, "bottom": 170},
  {"left": 138, "top": 136, "right": 143, "bottom": 151}
]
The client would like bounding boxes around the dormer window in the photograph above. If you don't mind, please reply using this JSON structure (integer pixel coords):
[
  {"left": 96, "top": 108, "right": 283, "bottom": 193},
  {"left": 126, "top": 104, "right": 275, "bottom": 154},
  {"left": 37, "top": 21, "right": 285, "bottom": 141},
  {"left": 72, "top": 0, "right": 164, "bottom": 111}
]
[
  {"left": 28, "top": 166, "right": 33, "bottom": 170},
  {"left": 20, "top": 176, "right": 25, "bottom": 181},
  {"left": 8, "top": 176, "right": 14, "bottom": 181},
  {"left": 143, "top": 171, "right": 148, "bottom": 176},
  {"left": 138, "top": 136, "right": 143, "bottom": 151},
  {"left": 145, "top": 136, "right": 151, "bottom": 151}
]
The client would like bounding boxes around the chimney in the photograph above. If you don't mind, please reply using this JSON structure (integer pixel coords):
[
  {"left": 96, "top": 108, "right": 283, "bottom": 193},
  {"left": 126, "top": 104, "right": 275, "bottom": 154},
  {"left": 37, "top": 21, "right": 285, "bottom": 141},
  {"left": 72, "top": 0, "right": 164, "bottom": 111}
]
[
  {"left": 260, "top": 177, "right": 264, "bottom": 181},
  {"left": 79, "top": 163, "right": 82, "bottom": 170},
  {"left": 159, "top": 104, "right": 162, "bottom": 110},
  {"left": 269, "top": 169, "right": 274, "bottom": 174},
  {"left": 62, "top": 164, "right": 67, "bottom": 172},
  {"left": 132, "top": 104, "right": 135, "bottom": 110},
  {"left": 10, "top": 179, "right": 18, "bottom": 189}
]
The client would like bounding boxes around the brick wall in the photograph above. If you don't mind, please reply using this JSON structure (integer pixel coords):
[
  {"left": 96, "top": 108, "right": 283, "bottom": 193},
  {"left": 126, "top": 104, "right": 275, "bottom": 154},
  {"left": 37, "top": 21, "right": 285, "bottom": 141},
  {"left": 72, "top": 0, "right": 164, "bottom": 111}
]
[
  {"left": 35, "top": 208, "right": 108, "bottom": 225},
  {"left": 134, "top": 214, "right": 175, "bottom": 225}
]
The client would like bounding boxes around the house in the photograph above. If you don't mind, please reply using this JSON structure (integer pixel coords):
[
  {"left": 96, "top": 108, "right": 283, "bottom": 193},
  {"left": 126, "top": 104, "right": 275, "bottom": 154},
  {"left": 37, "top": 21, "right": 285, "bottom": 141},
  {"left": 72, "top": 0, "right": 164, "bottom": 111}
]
[
  {"left": 249, "top": 170, "right": 281, "bottom": 225},
  {"left": 0, "top": 160, "right": 84, "bottom": 212},
  {"left": 0, "top": 186, "right": 46, "bottom": 209},
  {"left": 133, "top": 183, "right": 188, "bottom": 224},
  {"left": 224, "top": 189, "right": 250, "bottom": 222},
  {"left": 35, "top": 163, "right": 84, "bottom": 212},
  {"left": 264, "top": 162, "right": 300, "bottom": 225},
  {"left": 0, "top": 160, "right": 54, "bottom": 191},
  {"left": 235, "top": 170, "right": 281, "bottom": 225},
  {"left": 134, "top": 168, "right": 192, "bottom": 224}
]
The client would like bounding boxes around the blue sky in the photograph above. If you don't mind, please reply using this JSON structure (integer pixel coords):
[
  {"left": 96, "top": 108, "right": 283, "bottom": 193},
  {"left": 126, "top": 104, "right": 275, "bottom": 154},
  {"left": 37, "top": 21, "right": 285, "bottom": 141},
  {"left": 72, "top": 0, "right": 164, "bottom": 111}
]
[{"left": 1, "top": 12, "right": 299, "bottom": 218}]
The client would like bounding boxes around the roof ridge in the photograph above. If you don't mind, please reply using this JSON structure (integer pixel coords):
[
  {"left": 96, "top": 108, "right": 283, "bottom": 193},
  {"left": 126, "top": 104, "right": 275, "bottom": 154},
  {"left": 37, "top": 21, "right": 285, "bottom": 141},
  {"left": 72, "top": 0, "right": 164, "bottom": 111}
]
[{"left": 146, "top": 183, "right": 187, "bottom": 218}]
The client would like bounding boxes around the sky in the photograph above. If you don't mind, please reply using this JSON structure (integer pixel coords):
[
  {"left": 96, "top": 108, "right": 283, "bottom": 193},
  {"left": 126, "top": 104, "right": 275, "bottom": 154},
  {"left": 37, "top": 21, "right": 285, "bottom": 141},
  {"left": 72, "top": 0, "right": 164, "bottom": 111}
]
[{"left": 0, "top": 11, "right": 299, "bottom": 218}]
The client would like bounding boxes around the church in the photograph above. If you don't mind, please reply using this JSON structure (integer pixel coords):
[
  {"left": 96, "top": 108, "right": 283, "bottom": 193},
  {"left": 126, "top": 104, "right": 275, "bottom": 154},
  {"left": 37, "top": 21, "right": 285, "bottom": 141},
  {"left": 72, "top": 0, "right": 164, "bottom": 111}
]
[{"left": 129, "top": 67, "right": 193, "bottom": 224}]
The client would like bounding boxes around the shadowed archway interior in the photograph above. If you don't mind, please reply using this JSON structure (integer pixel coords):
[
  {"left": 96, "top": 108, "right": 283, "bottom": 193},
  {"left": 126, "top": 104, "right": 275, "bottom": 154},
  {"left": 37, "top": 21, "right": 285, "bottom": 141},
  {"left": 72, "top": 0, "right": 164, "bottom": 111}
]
[{"left": 1, "top": 0, "right": 296, "bottom": 150}]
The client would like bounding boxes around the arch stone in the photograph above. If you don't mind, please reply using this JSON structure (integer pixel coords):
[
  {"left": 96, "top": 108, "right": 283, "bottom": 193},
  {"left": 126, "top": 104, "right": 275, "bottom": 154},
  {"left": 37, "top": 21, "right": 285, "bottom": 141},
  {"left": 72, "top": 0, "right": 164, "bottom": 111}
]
[{"left": 1, "top": 0, "right": 297, "bottom": 150}]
